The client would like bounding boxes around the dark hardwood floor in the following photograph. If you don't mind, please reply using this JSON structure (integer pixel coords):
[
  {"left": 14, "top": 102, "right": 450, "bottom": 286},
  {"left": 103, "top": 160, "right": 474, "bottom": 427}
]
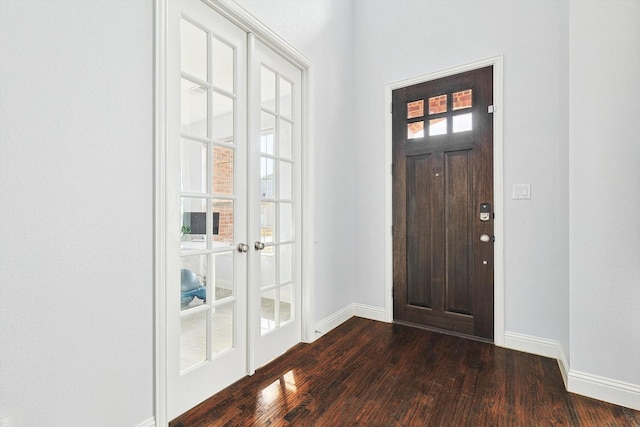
[{"left": 171, "top": 317, "right": 640, "bottom": 426}]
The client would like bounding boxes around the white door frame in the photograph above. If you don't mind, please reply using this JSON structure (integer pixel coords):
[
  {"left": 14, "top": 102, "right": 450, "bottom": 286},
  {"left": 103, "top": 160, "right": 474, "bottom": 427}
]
[
  {"left": 383, "top": 55, "right": 505, "bottom": 345},
  {"left": 154, "top": 0, "right": 314, "bottom": 425}
]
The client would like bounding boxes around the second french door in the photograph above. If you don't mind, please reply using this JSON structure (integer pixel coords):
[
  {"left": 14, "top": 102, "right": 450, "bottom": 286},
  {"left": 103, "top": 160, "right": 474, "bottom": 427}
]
[{"left": 166, "top": 0, "right": 303, "bottom": 420}]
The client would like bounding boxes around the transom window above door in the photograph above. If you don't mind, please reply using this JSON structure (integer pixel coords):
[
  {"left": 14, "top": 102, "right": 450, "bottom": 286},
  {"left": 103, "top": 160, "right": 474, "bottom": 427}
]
[{"left": 406, "top": 89, "right": 473, "bottom": 139}]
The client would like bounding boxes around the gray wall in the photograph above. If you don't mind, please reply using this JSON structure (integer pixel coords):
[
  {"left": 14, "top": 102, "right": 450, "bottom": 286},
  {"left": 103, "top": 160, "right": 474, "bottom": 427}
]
[{"left": 0, "top": 1, "right": 153, "bottom": 426}]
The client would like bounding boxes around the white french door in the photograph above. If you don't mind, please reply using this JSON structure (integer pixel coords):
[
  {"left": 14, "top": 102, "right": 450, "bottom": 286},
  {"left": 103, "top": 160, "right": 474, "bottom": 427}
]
[
  {"left": 165, "top": 1, "right": 303, "bottom": 420},
  {"left": 166, "top": 0, "right": 248, "bottom": 419},
  {"left": 250, "top": 39, "right": 303, "bottom": 369}
]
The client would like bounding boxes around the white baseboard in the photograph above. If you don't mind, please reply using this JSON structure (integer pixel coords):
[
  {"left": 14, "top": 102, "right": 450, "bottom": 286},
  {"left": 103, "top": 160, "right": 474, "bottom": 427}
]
[
  {"left": 314, "top": 303, "right": 387, "bottom": 338},
  {"left": 504, "top": 331, "right": 639, "bottom": 411},
  {"left": 504, "top": 331, "right": 559, "bottom": 359},
  {"left": 134, "top": 417, "right": 155, "bottom": 427},
  {"left": 568, "top": 370, "right": 640, "bottom": 411},
  {"left": 314, "top": 304, "right": 354, "bottom": 337},
  {"left": 353, "top": 303, "right": 387, "bottom": 322}
]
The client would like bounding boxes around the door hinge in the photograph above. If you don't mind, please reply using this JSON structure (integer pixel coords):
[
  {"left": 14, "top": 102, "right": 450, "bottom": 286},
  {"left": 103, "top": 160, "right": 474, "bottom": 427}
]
[
  {"left": 488, "top": 105, "right": 494, "bottom": 114},
  {"left": 391, "top": 163, "right": 394, "bottom": 176},
  {"left": 390, "top": 102, "right": 393, "bottom": 114}
]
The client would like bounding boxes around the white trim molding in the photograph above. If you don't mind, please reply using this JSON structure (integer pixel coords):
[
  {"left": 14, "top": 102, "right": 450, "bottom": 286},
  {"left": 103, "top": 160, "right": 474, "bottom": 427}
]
[
  {"left": 568, "top": 370, "right": 640, "bottom": 411},
  {"left": 383, "top": 55, "right": 505, "bottom": 344},
  {"left": 314, "top": 304, "right": 386, "bottom": 337},
  {"left": 504, "top": 331, "right": 640, "bottom": 411},
  {"left": 134, "top": 417, "right": 156, "bottom": 427}
]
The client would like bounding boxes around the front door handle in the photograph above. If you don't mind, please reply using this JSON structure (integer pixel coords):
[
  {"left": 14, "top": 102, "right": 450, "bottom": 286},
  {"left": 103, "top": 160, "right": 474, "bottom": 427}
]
[
  {"left": 237, "top": 243, "right": 249, "bottom": 253},
  {"left": 255, "top": 241, "right": 265, "bottom": 251}
]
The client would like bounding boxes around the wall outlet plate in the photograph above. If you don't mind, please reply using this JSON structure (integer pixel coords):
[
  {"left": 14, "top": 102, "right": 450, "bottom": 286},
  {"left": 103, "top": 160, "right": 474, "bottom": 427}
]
[{"left": 513, "top": 184, "right": 531, "bottom": 200}]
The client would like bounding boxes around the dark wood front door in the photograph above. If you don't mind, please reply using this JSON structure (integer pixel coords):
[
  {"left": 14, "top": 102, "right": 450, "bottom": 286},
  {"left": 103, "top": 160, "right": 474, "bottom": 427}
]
[{"left": 392, "top": 66, "right": 494, "bottom": 340}]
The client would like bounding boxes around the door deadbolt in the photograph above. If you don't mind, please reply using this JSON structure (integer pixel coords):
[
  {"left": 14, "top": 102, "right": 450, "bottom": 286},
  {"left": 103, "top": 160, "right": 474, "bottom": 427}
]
[{"left": 480, "top": 203, "right": 491, "bottom": 222}]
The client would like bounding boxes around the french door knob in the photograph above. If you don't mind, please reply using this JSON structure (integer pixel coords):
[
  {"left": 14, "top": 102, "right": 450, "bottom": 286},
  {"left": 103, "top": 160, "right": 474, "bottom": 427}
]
[
  {"left": 255, "top": 241, "right": 265, "bottom": 251},
  {"left": 237, "top": 243, "right": 249, "bottom": 253}
]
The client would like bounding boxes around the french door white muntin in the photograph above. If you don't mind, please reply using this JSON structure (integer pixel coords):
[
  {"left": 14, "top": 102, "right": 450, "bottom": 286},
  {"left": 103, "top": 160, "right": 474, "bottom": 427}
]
[
  {"left": 166, "top": 0, "right": 248, "bottom": 419},
  {"left": 164, "top": 0, "right": 305, "bottom": 421},
  {"left": 249, "top": 39, "right": 303, "bottom": 370}
]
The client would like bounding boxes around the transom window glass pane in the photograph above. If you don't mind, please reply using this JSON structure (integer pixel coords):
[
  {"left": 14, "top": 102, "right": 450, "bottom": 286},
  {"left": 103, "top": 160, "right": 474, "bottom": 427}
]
[
  {"left": 453, "top": 89, "right": 472, "bottom": 111},
  {"left": 429, "top": 94, "right": 447, "bottom": 115},
  {"left": 453, "top": 113, "right": 473, "bottom": 133},
  {"left": 181, "top": 19, "right": 207, "bottom": 81},
  {"left": 181, "top": 79, "right": 208, "bottom": 138},
  {"left": 211, "top": 37, "right": 234, "bottom": 94},
  {"left": 407, "top": 121, "right": 424, "bottom": 139},
  {"left": 261, "top": 66, "right": 276, "bottom": 112},
  {"left": 429, "top": 117, "right": 447, "bottom": 136},
  {"left": 407, "top": 100, "right": 424, "bottom": 119}
]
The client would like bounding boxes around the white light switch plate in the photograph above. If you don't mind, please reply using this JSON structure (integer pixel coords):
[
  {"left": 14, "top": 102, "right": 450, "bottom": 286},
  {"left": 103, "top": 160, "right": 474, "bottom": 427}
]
[{"left": 513, "top": 184, "right": 531, "bottom": 200}]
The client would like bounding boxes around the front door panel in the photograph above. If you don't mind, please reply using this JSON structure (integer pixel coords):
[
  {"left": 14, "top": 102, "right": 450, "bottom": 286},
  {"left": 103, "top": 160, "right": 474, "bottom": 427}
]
[{"left": 392, "top": 67, "right": 494, "bottom": 340}]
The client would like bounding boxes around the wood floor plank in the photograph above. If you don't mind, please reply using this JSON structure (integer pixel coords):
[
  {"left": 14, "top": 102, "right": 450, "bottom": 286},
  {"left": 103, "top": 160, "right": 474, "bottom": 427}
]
[{"left": 170, "top": 317, "right": 640, "bottom": 427}]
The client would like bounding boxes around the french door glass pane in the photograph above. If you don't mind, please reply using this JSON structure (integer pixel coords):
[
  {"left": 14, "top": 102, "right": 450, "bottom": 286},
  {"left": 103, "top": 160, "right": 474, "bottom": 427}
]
[
  {"left": 261, "top": 66, "right": 276, "bottom": 111},
  {"left": 279, "top": 284, "right": 292, "bottom": 325},
  {"left": 211, "top": 92, "right": 234, "bottom": 142},
  {"left": 212, "top": 145, "right": 234, "bottom": 195},
  {"left": 181, "top": 254, "right": 207, "bottom": 309},
  {"left": 279, "top": 119, "right": 292, "bottom": 159},
  {"left": 279, "top": 244, "right": 293, "bottom": 283},
  {"left": 181, "top": 139, "right": 207, "bottom": 194},
  {"left": 212, "top": 251, "right": 234, "bottom": 300},
  {"left": 181, "top": 198, "right": 207, "bottom": 250},
  {"left": 211, "top": 37, "right": 234, "bottom": 94},
  {"left": 260, "top": 202, "right": 275, "bottom": 243},
  {"left": 261, "top": 157, "right": 275, "bottom": 198},
  {"left": 261, "top": 288, "right": 277, "bottom": 333},
  {"left": 279, "top": 202, "right": 293, "bottom": 242},
  {"left": 261, "top": 251, "right": 276, "bottom": 287},
  {"left": 279, "top": 161, "right": 292, "bottom": 200},
  {"left": 260, "top": 113, "right": 276, "bottom": 155},
  {"left": 181, "top": 79, "right": 208, "bottom": 138},
  {"left": 279, "top": 77, "right": 292, "bottom": 119},
  {"left": 180, "top": 310, "right": 207, "bottom": 371},
  {"left": 212, "top": 303, "right": 234, "bottom": 354},
  {"left": 180, "top": 19, "right": 207, "bottom": 81},
  {"left": 212, "top": 199, "right": 234, "bottom": 246}
]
